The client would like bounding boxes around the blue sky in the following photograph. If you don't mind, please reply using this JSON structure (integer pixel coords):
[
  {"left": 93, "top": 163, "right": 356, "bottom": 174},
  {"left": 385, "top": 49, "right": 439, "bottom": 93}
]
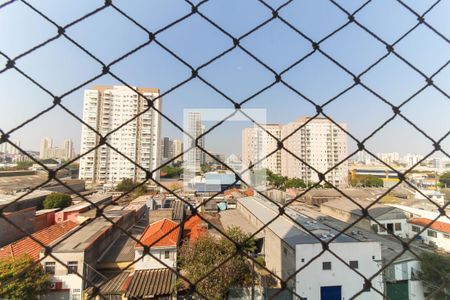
[{"left": 0, "top": 0, "right": 449, "bottom": 157}]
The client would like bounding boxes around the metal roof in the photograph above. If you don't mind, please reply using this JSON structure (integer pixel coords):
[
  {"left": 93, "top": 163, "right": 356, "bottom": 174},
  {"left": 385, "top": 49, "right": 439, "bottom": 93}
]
[
  {"left": 126, "top": 268, "right": 174, "bottom": 298},
  {"left": 238, "top": 196, "right": 355, "bottom": 248}
]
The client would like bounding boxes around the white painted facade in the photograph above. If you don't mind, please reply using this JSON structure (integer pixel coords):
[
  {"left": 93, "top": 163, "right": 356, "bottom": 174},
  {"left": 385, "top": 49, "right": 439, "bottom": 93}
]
[
  {"left": 79, "top": 85, "right": 161, "bottom": 186},
  {"left": 409, "top": 222, "right": 450, "bottom": 252},
  {"left": 281, "top": 117, "right": 348, "bottom": 187},
  {"left": 134, "top": 247, "right": 177, "bottom": 270},
  {"left": 296, "top": 242, "right": 384, "bottom": 300},
  {"left": 385, "top": 259, "right": 425, "bottom": 300},
  {"left": 371, "top": 218, "right": 409, "bottom": 238}
]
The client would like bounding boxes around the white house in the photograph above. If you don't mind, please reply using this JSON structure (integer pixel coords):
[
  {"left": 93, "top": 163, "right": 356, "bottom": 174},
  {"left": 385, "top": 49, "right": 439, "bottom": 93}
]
[
  {"left": 408, "top": 218, "right": 450, "bottom": 252},
  {"left": 384, "top": 258, "right": 425, "bottom": 300},
  {"left": 237, "top": 196, "right": 384, "bottom": 300},
  {"left": 135, "top": 218, "right": 180, "bottom": 270}
]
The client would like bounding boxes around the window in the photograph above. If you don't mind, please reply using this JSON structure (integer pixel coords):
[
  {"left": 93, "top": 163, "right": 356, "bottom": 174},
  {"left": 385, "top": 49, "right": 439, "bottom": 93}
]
[
  {"left": 322, "top": 262, "right": 332, "bottom": 270},
  {"left": 349, "top": 260, "right": 359, "bottom": 269},
  {"left": 411, "top": 225, "right": 420, "bottom": 233},
  {"left": 164, "top": 251, "right": 170, "bottom": 259},
  {"left": 444, "top": 234, "right": 450, "bottom": 239},
  {"left": 427, "top": 230, "right": 437, "bottom": 238},
  {"left": 379, "top": 225, "right": 386, "bottom": 232},
  {"left": 395, "top": 223, "right": 402, "bottom": 231},
  {"left": 67, "top": 261, "right": 78, "bottom": 274},
  {"left": 45, "top": 262, "right": 55, "bottom": 275}
]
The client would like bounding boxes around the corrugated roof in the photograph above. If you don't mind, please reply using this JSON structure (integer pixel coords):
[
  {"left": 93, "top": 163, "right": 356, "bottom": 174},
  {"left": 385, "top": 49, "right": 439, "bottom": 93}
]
[
  {"left": 408, "top": 218, "right": 450, "bottom": 234},
  {"left": 85, "top": 271, "right": 131, "bottom": 297},
  {"left": 0, "top": 220, "right": 77, "bottom": 260},
  {"left": 136, "top": 218, "right": 180, "bottom": 248},
  {"left": 126, "top": 268, "right": 174, "bottom": 298}
]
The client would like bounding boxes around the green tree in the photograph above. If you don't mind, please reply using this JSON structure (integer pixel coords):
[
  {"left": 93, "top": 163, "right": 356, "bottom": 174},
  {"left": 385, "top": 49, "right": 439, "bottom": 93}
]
[
  {"left": 419, "top": 252, "right": 450, "bottom": 299},
  {"left": 116, "top": 178, "right": 135, "bottom": 192},
  {"left": 350, "top": 175, "right": 383, "bottom": 187},
  {"left": 43, "top": 192, "right": 71, "bottom": 209},
  {"left": 439, "top": 172, "right": 450, "bottom": 188},
  {"left": 178, "top": 226, "right": 255, "bottom": 299},
  {"left": 285, "top": 177, "right": 306, "bottom": 189},
  {"left": 266, "top": 169, "right": 287, "bottom": 189},
  {"left": 0, "top": 255, "right": 51, "bottom": 300},
  {"left": 160, "top": 165, "right": 183, "bottom": 178},
  {"left": 16, "top": 161, "right": 33, "bottom": 170}
]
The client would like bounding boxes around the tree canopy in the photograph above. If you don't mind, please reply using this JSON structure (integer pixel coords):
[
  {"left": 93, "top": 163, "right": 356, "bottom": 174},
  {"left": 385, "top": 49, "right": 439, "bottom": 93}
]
[
  {"left": 350, "top": 174, "right": 384, "bottom": 187},
  {"left": 43, "top": 192, "right": 71, "bottom": 209},
  {"left": 0, "top": 255, "right": 51, "bottom": 300},
  {"left": 419, "top": 252, "right": 450, "bottom": 299},
  {"left": 160, "top": 165, "right": 183, "bottom": 178},
  {"left": 439, "top": 172, "right": 450, "bottom": 188},
  {"left": 178, "top": 226, "right": 256, "bottom": 299}
]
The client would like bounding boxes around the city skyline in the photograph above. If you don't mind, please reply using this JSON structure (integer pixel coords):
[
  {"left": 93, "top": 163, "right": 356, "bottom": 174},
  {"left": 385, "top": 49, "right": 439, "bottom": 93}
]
[{"left": 1, "top": 1, "right": 449, "bottom": 158}]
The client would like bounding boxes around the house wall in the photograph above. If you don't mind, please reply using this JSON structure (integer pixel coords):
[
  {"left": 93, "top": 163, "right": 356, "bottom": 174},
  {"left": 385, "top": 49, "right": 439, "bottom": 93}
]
[
  {"left": 134, "top": 247, "right": 177, "bottom": 270},
  {"left": 295, "top": 242, "right": 384, "bottom": 300},
  {"left": 370, "top": 218, "right": 408, "bottom": 238},
  {"left": 40, "top": 252, "right": 84, "bottom": 300},
  {"left": 408, "top": 223, "right": 450, "bottom": 252}
]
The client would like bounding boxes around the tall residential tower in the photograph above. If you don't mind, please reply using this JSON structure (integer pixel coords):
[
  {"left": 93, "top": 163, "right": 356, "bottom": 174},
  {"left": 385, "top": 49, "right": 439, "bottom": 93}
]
[{"left": 79, "top": 85, "right": 161, "bottom": 186}]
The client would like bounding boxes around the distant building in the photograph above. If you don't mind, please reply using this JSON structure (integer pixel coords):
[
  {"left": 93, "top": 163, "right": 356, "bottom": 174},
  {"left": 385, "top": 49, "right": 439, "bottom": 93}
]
[
  {"left": 172, "top": 139, "right": 183, "bottom": 163},
  {"left": 0, "top": 140, "right": 21, "bottom": 155},
  {"left": 281, "top": 117, "right": 348, "bottom": 187},
  {"left": 184, "top": 112, "right": 205, "bottom": 175},
  {"left": 242, "top": 124, "right": 282, "bottom": 174},
  {"left": 40, "top": 137, "right": 75, "bottom": 160},
  {"left": 78, "top": 85, "right": 161, "bottom": 187},
  {"left": 161, "top": 137, "right": 174, "bottom": 163},
  {"left": 408, "top": 218, "right": 450, "bottom": 252}
]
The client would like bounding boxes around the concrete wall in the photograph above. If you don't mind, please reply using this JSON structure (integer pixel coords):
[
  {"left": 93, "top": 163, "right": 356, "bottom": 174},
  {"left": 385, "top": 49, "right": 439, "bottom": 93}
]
[
  {"left": 408, "top": 223, "right": 450, "bottom": 252},
  {"left": 34, "top": 211, "right": 56, "bottom": 231},
  {"left": 295, "top": 242, "right": 384, "bottom": 300},
  {"left": 0, "top": 207, "right": 35, "bottom": 246}
]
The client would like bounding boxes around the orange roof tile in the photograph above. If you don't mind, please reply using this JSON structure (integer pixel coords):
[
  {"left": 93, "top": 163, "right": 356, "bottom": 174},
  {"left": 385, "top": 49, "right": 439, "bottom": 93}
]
[
  {"left": 408, "top": 218, "right": 450, "bottom": 234},
  {"left": 183, "top": 215, "right": 207, "bottom": 241},
  {"left": 136, "top": 219, "right": 180, "bottom": 248},
  {"left": 0, "top": 221, "right": 77, "bottom": 261}
]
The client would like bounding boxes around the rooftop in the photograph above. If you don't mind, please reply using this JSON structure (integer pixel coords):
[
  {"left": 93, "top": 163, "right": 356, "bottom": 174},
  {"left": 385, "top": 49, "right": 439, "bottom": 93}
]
[
  {"left": 238, "top": 196, "right": 356, "bottom": 247},
  {"left": 182, "top": 215, "right": 207, "bottom": 241},
  {"left": 126, "top": 268, "right": 174, "bottom": 298},
  {"left": 0, "top": 220, "right": 77, "bottom": 260},
  {"left": 50, "top": 212, "right": 129, "bottom": 252},
  {"left": 137, "top": 218, "right": 180, "bottom": 249},
  {"left": 408, "top": 218, "right": 450, "bottom": 234},
  {"left": 321, "top": 198, "right": 407, "bottom": 220}
]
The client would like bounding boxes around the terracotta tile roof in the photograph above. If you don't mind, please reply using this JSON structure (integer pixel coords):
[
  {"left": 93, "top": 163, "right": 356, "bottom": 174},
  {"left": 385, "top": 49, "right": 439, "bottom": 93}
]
[
  {"left": 136, "top": 218, "right": 180, "bottom": 248},
  {"left": 126, "top": 268, "right": 174, "bottom": 298},
  {"left": 183, "top": 215, "right": 207, "bottom": 241},
  {"left": 408, "top": 218, "right": 450, "bottom": 234},
  {"left": 0, "top": 220, "right": 77, "bottom": 261}
]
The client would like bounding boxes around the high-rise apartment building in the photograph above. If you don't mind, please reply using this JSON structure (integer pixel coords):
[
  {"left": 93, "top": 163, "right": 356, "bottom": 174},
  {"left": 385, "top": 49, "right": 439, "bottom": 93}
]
[
  {"left": 79, "top": 85, "right": 161, "bottom": 186},
  {"left": 172, "top": 139, "right": 183, "bottom": 162},
  {"left": 40, "top": 137, "right": 53, "bottom": 159},
  {"left": 243, "top": 117, "right": 348, "bottom": 187},
  {"left": 161, "top": 137, "right": 174, "bottom": 163},
  {"left": 184, "top": 112, "right": 205, "bottom": 174},
  {"left": 242, "top": 124, "right": 282, "bottom": 174},
  {"left": 281, "top": 117, "right": 348, "bottom": 187},
  {"left": 39, "top": 138, "right": 75, "bottom": 160}
]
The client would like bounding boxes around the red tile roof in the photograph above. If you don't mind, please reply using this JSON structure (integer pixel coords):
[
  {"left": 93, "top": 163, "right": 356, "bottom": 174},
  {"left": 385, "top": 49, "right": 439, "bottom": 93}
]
[
  {"left": 136, "top": 219, "right": 180, "bottom": 248},
  {"left": 183, "top": 215, "right": 207, "bottom": 241},
  {"left": 0, "top": 221, "right": 77, "bottom": 261},
  {"left": 408, "top": 218, "right": 450, "bottom": 234}
]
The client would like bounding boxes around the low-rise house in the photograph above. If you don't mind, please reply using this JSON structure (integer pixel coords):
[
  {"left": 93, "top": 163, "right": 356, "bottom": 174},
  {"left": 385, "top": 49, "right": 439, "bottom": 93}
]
[
  {"left": 54, "top": 193, "right": 112, "bottom": 223},
  {"left": 135, "top": 218, "right": 180, "bottom": 270},
  {"left": 238, "top": 196, "right": 384, "bottom": 300},
  {"left": 408, "top": 218, "right": 450, "bottom": 252},
  {"left": 384, "top": 258, "right": 425, "bottom": 300},
  {"left": 0, "top": 207, "right": 36, "bottom": 247},
  {"left": 40, "top": 210, "right": 135, "bottom": 300},
  {"left": 126, "top": 268, "right": 176, "bottom": 300}
]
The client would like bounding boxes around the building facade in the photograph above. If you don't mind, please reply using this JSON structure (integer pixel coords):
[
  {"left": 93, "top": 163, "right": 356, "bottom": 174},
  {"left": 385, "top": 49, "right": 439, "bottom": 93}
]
[
  {"left": 78, "top": 85, "right": 161, "bottom": 187},
  {"left": 40, "top": 138, "right": 75, "bottom": 161},
  {"left": 172, "top": 139, "right": 183, "bottom": 163},
  {"left": 184, "top": 112, "right": 205, "bottom": 175},
  {"left": 281, "top": 117, "right": 348, "bottom": 187}
]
